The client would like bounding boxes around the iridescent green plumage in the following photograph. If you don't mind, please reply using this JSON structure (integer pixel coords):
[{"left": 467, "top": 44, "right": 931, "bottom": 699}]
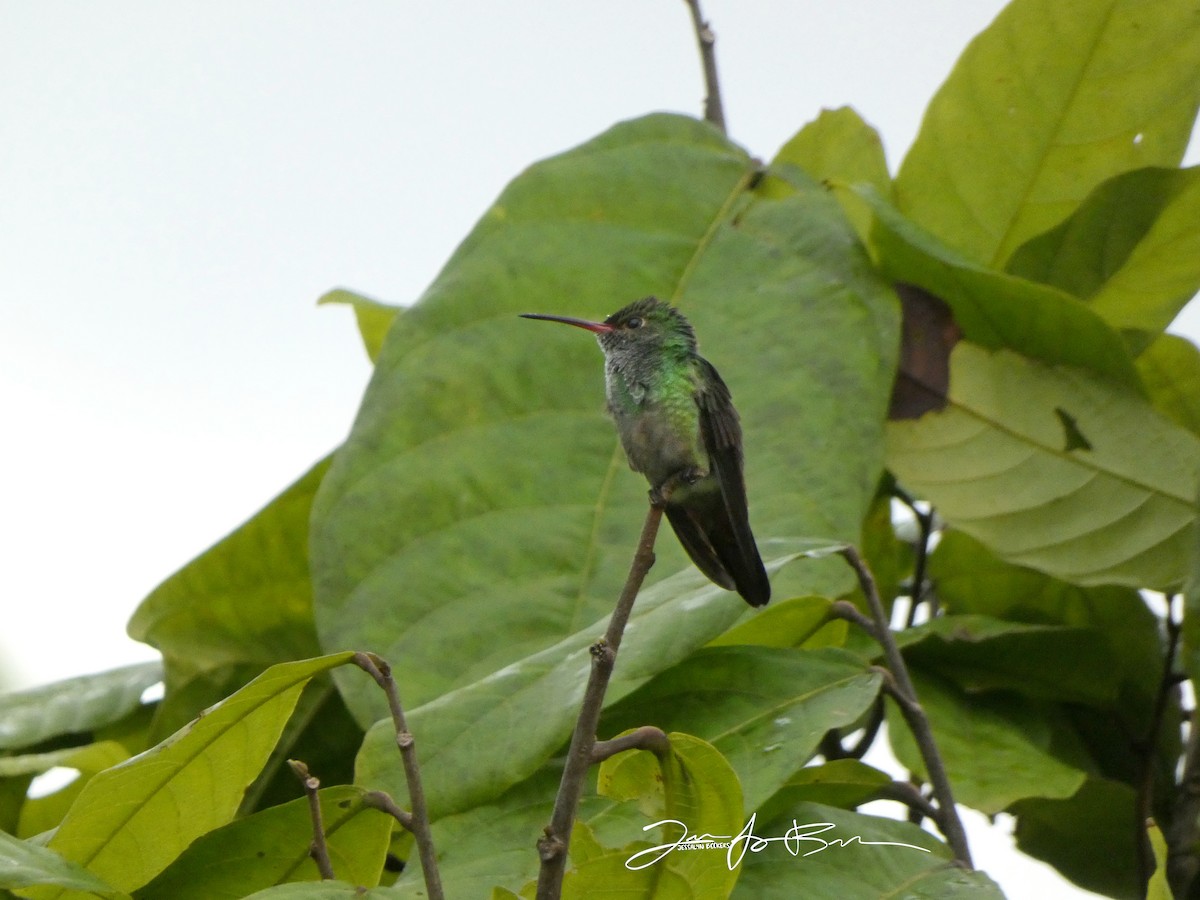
[{"left": 522, "top": 297, "right": 770, "bottom": 607}]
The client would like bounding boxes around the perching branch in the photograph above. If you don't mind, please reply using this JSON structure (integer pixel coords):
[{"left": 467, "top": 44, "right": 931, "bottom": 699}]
[
  {"left": 354, "top": 651, "right": 444, "bottom": 900},
  {"left": 682, "top": 0, "right": 726, "bottom": 133},
  {"left": 838, "top": 545, "right": 973, "bottom": 867},
  {"left": 535, "top": 503, "right": 664, "bottom": 900},
  {"left": 288, "top": 759, "right": 335, "bottom": 880}
]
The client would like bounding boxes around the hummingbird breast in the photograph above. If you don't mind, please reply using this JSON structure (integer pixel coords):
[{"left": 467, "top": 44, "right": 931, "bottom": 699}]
[{"left": 605, "top": 360, "right": 704, "bottom": 489}]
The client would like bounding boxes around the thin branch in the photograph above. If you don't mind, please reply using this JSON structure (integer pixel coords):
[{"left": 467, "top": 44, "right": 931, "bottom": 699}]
[
  {"left": 839, "top": 546, "right": 973, "bottom": 867},
  {"left": 535, "top": 503, "right": 664, "bottom": 900},
  {"left": 592, "top": 725, "right": 671, "bottom": 764},
  {"left": 878, "top": 780, "right": 940, "bottom": 823},
  {"left": 681, "top": 0, "right": 726, "bottom": 133},
  {"left": 363, "top": 789, "right": 415, "bottom": 831},
  {"left": 819, "top": 698, "right": 884, "bottom": 762},
  {"left": 288, "top": 759, "right": 335, "bottom": 880},
  {"left": 892, "top": 488, "right": 936, "bottom": 627},
  {"left": 354, "top": 652, "right": 444, "bottom": 900}
]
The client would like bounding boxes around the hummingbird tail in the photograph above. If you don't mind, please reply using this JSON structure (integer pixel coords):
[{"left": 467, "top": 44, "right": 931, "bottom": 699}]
[{"left": 665, "top": 495, "right": 771, "bottom": 607}]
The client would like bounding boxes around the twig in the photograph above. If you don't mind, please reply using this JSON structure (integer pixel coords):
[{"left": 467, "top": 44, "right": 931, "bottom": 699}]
[
  {"left": 840, "top": 546, "right": 973, "bottom": 867},
  {"left": 681, "top": 0, "right": 726, "bottom": 133},
  {"left": 288, "top": 760, "right": 335, "bottom": 880},
  {"left": 892, "top": 488, "right": 937, "bottom": 626},
  {"left": 819, "top": 698, "right": 884, "bottom": 761},
  {"left": 878, "top": 780, "right": 940, "bottom": 824},
  {"left": 354, "top": 652, "right": 444, "bottom": 900},
  {"left": 535, "top": 503, "right": 663, "bottom": 900},
  {"left": 591, "top": 725, "right": 671, "bottom": 764},
  {"left": 362, "top": 789, "right": 415, "bottom": 832}
]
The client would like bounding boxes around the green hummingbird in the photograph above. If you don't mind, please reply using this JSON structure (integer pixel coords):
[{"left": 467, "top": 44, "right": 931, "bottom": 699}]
[{"left": 521, "top": 297, "right": 770, "bottom": 607}]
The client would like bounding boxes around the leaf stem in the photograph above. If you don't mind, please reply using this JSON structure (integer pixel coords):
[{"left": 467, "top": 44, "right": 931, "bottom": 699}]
[
  {"left": 355, "top": 652, "right": 444, "bottom": 900},
  {"left": 535, "top": 503, "right": 663, "bottom": 899}
]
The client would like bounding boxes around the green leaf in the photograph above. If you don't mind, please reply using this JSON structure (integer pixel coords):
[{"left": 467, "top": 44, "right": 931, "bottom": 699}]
[
  {"left": 0, "top": 831, "right": 123, "bottom": 897},
  {"left": 1146, "top": 820, "right": 1171, "bottom": 900},
  {"left": 755, "top": 759, "right": 892, "bottom": 822},
  {"left": 851, "top": 182, "right": 1139, "bottom": 387},
  {"left": 768, "top": 106, "right": 892, "bottom": 241},
  {"left": 311, "top": 113, "right": 898, "bottom": 727},
  {"left": 317, "top": 288, "right": 402, "bottom": 363},
  {"left": 887, "top": 343, "right": 1200, "bottom": 589},
  {"left": 895, "top": 0, "right": 1200, "bottom": 266},
  {"left": 1012, "top": 778, "right": 1140, "bottom": 900},
  {"left": 0, "top": 663, "right": 161, "bottom": 752},
  {"left": 240, "top": 884, "right": 392, "bottom": 900},
  {"left": 731, "top": 802, "right": 1004, "bottom": 899},
  {"left": 1138, "top": 333, "right": 1200, "bottom": 437},
  {"left": 354, "top": 548, "right": 817, "bottom": 821},
  {"left": 128, "top": 458, "right": 327, "bottom": 737},
  {"left": 707, "top": 596, "right": 840, "bottom": 649},
  {"left": 928, "top": 529, "right": 1164, "bottom": 715},
  {"left": 16, "top": 743, "right": 131, "bottom": 840},
  {"left": 602, "top": 646, "right": 882, "bottom": 811},
  {"left": 26, "top": 653, "right": 355, "bottom": 898},
  {"left": 887, "top": 671, "right": 1085, "bottom": 815},
  {"left": 594, "top": 733, "right": 743, "bottom": 899},
  {"left": 138, "top": 785, "right": 390, "bottom": 899},
  {"left": 1007, "top": 167, "right": 1200, "bottom": 335},
  {"left": 897, "top": 614, "right": 1121, "bottom": 706}
]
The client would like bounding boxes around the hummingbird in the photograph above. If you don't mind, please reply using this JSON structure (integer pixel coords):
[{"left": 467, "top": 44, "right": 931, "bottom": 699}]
[{"left": 521, "top": 297, "right": 770, "bottom": 607}]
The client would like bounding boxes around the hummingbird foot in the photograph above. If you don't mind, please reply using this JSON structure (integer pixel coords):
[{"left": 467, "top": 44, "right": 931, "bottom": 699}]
[{"left": 649, "top": 467, "right": 705, "bottom": 507}]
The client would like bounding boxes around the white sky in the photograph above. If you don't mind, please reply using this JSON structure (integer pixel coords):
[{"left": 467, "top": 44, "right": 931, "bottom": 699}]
[{"left": 3, "top": 3, "right": 1194, "bottom": 897}]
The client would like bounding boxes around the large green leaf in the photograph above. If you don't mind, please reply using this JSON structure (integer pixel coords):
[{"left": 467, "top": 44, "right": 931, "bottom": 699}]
[
  {"left": 128, "top": 458, "right": 328, "bottom": 738},
  {"left": 730, "top": 802, "right": 1004, "bottom": 899},
  {"left": 317, "top": 288, "right": 403, "bottom": 363},
  {"left": 1006, "top": 167, "right": 1200, "bottom": 335},
  {"left": 928, "top": 529, "right": 1163, "bottom": 720},
  {"left": 128, "top": 459, "right": 326, "bottom": 671},
  {"left": 1012, "top": 778, "right": 1140, "bottom": 900},
  {"left": 886, "top": 671, "right": 1085, "bottom": 815},
  {"left": 26, "top": 653, "right": 355, "bottom": 899},
  {"left": 896, "top": 614, "right": 1122, "bottom": 707},
  {"left": 895, "top": 0, "right": 1200, "bottom": 267},
  {"left": 852, "top": 183, "right": 1139, "bottom": 387},
  {"left": 311, "top": 113, "right": 899, "bottom": 727},
  {"left": 887, "top": 343, "right": 1200, "bottom": 589},
  {"left": 0, "top": 831, "right": 123, "bottom": 898},
  {"left": 0, "top": 663, "right": 161, "bottom": 752},
  {"left": 767, "top": 106, "right": 892, "bottom": 241},
  {"left": 1138, "top": 332, "right": 1200, "bottom": 437},
  {"left": 588, "top": 733, "right": 744, "bottom": 899},
  {"left": 137, "top": 785, "right": 390, "bottom": 898},
  {"left": 354, "top": 547, "right": 821, "bottom": 821},
  {"left": 602, "top": 646, "right": 882, "bottom": 811}
]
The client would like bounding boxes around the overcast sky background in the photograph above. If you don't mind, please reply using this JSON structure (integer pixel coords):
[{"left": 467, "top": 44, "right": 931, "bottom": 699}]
[{"left": 3, "top": 3, "right": 1197, "bottom": 897}]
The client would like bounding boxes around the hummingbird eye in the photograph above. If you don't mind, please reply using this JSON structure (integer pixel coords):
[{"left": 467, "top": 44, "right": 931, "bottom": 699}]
[{"left": 626, "top": 317, "right": 643, "bottom": 329}]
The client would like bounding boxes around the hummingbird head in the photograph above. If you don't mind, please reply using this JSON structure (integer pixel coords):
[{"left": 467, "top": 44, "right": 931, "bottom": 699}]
[{"left": 520, "top": 296, "right": 696, "bottom": 361}]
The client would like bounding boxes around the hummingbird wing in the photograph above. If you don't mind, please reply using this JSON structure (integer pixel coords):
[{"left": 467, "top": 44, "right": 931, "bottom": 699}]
[{"left": 691, "top": 357, "right": 771, "bottom": 606}]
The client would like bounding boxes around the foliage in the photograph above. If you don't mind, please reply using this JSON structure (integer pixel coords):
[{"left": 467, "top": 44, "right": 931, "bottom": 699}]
[{"left": 2, "top": 0, "right": 1199, "bottom": 897}]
